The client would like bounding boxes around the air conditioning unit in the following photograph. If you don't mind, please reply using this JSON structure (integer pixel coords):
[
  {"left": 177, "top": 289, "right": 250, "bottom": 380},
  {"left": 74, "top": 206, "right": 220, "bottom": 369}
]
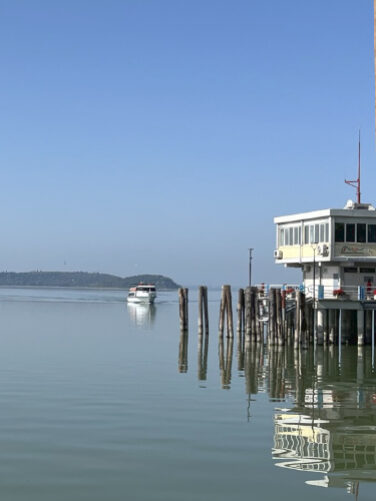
[
  {"left": 274, "top": 249, "right": 283, "bottom": 259},
  {"left": 317, "top": 244, "right": 328, "bottom": 257}
]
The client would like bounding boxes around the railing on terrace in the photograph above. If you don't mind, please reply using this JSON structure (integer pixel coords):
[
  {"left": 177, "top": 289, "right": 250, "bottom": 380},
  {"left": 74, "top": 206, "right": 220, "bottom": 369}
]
[{"left": 256, "top": 284, "right": 376, "bottom": 302}]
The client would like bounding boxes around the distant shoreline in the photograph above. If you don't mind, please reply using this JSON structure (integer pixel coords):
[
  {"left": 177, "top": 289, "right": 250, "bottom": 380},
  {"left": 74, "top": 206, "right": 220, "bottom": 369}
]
[{"left": 0, "top": 271, "right": 180, "bottom": 290}]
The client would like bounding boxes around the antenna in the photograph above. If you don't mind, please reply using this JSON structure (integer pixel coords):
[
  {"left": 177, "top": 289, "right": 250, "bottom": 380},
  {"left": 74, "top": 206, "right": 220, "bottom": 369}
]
[{"left": 345, "top": 131, "right": 361, "bottom": 204}]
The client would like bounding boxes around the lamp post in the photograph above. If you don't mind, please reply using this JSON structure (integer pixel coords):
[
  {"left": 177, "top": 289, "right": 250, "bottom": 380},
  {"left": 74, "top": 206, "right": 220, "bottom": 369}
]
[
  {"left": 311, "top": 243, "right": 318, "bottom": 344},
  {"left": 249, "top": 248, "right": 254, "bottom": 287}
]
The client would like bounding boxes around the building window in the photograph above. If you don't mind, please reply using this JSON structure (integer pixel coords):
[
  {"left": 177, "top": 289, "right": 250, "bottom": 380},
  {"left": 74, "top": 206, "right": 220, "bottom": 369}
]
[
  {"left": 289, "top": 227, "right": 293, "bottom": 245},
  {"left": 314, "top": 224, "right": 319, "bottom": 244},
  {"left": 346, "top": 223, "right": 355, "bottom": 242},
  {"left": 357, "top": 223, "right": 366, "bottom": 243},
  {"left": 360, "top": 267, "right": 375, "bottom": 273},
  {"left": 368, "top": 224, "right": 376, "bottom": 243},
  {"left": 294, "top": 227, "right": 299, "bottom": 245},
  {"left": 279, "top": 228, "right": 285, "bottom": 246},
  {"left": 335, "top": 223, "right": 344, "bottom": 242},
  {"left": 344, "top": 267, "right": 358, "bottom": 273},
  {"left": 325, "top": 223, "right": 329, "bottom": 242},
  {"left": 304, "top": 226, "right": 309, "bottom": 244},
  {"left": 319, "top": 224, "right": 324, "bottom": 242}
]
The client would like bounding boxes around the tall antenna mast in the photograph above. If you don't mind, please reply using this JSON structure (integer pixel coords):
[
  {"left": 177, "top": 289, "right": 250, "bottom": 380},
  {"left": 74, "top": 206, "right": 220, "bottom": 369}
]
[
  {"left": 374, "top": 0, "right": 376, "bottom": 138},
  {"left": 345, "top": 131, "right": 361, "bottom": 204}
]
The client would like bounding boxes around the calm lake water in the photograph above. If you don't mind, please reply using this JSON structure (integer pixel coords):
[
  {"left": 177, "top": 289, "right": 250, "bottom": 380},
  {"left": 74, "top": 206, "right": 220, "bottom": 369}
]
[{"left": 0, "top": 287, "right": 374, "bottom": 500}]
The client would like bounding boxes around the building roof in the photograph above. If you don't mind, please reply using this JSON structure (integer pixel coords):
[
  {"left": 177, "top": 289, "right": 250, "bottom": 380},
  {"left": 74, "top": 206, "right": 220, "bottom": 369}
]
[{"left": 274, "top": 201, "right": 376, "bottom": 224}]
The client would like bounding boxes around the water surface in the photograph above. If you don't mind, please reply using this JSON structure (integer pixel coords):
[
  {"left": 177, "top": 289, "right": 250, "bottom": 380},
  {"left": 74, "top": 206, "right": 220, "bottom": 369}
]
[{"left": 0, "top": 288, "right": 374, "bottom": 500}]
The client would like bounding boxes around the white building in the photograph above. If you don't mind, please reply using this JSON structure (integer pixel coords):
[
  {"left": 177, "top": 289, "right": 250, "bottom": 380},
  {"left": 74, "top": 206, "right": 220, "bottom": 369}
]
[{"left": 274, "top": 200, "right": 376, "bottom": 300}]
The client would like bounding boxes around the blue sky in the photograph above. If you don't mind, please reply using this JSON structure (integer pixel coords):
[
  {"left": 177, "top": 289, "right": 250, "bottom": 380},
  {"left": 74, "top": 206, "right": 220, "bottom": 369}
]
[{"left": 0, "top": 0, "right": 375, "bottom": 286}]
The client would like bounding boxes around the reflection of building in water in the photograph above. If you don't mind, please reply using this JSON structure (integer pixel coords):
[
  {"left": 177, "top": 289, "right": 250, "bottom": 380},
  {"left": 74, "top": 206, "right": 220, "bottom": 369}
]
[
  {"left": 127, "top": 303, "right": 156, "bottom": 328},
  {"left": 273, "top": 385, "right": 376, "bottom": 493}
]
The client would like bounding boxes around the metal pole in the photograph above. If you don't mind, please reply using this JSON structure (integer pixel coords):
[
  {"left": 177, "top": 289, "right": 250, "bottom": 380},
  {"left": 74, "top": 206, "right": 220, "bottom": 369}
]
[
  {"left": 372, "top": 309, "right": 375, "bottom": 370},
  {"left": 249, "top": 248, "right": 253, "bottom": 287},
  {"left": 313, "top": 246, "right": 316, "bottom": 343},
  {"left": 339, "top": 309, "right": 342, "bottom": 366}
]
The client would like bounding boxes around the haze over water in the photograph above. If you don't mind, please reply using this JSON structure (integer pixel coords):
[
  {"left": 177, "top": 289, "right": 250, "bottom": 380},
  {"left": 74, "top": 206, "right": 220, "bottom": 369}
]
[{"left": 0, "top": 288, "right": 374, "bottom": 500}]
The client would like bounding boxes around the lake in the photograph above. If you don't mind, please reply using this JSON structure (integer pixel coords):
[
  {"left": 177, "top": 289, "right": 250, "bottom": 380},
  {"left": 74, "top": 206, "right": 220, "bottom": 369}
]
[{"left": 0, "top": 287, "right": 374, "bottom": 500}]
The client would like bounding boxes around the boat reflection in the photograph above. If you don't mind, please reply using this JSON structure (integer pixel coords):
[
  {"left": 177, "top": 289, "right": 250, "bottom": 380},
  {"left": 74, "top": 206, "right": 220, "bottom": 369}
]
[{"left": 127, "top": 302, "right": 156, "bottom": 328}]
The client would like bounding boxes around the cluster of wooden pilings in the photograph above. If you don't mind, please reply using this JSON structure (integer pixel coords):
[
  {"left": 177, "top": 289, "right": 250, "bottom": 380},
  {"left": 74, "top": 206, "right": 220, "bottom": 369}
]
[{"left": 178, "top": 285, "right": 376, "bottom": 359}]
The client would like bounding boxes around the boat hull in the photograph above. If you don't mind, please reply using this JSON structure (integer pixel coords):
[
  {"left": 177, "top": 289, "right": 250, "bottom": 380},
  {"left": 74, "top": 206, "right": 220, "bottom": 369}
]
[{"left": 127, "top": 295, "right": 156, "bottom": 304}]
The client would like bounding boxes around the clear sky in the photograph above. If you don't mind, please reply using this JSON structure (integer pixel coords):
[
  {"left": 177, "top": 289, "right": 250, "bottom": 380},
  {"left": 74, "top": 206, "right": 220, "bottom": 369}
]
[{"left": 0, "top": 0, "right": 375, "bottom": 286}]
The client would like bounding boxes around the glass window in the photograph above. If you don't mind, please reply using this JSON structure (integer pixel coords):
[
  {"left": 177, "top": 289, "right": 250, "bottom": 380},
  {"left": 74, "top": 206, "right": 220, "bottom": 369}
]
[
  {"left": 368, "top": 224, "right": 376, "bottom": 243},
  {"left": 309, "top": 225, "right": 314, "bottom": 244},
  {"left": 344, "top": 267, "right": 358, "bottom": 273},
  {"left": 298, "top": 226, "right": 301, "bottom": 245},
  {"left": 289, "top": 227, "right": 293, "bottom": 246},
  {"left": 360, "top": 267, "right": 375, "bottom": 273},
  {"left": 280, "top": 228, "right": 284, "bottom": 246},
  {"left": 294, "top": 227, "right": 298, "bottom": 245},
  {"left": 346, "top": 223, "right": 355, "bottom": 242},
  {"left": 304, "top": 226, "right": 309, "bottom": 244},
  {"left": 357, "top": 223, "right": 366, "bottom": 243},
  {"left": 314, "top": 224, "right": 319, "bottom": 244},
  {"left": 319, "top": 224, "right": 325, "bottom": 242},
  {"left": 335, "top": 223, "right": 344, "bottom": 242},
  {"left": 325, "top": 223, "right": 329, "bottom": 242}
]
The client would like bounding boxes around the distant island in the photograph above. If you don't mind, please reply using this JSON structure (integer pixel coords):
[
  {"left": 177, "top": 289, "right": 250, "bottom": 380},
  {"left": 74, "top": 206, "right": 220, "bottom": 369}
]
[{"left": 0, "top": 272, "right": 180, "bottom": 290}]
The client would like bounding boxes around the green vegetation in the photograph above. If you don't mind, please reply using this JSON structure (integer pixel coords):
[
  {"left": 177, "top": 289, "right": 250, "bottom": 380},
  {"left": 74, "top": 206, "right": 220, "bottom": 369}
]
[{"left": 0, "top": 272, "right": 180, "bottom": 290}]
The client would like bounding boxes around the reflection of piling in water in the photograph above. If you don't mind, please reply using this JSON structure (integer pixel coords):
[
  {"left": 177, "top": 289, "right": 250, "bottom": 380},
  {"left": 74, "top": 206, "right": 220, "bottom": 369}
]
[
  {"left": 219, "top": 335, "right": 234, "bottom": 389},
  {"left": 178, "top": 329, "right": 189, "bottom": 373},
  {"left": 244, "top": 341, "right": 262, "bottom": 396},
  {"left": 198, "top": 329, "right": 209, "bottom": 381},
  {"left": 179, "top": 288, "right": 189, "bottom": 331},
  {"left": 219, "top": 285, "right": 234, "bottom": 338}
]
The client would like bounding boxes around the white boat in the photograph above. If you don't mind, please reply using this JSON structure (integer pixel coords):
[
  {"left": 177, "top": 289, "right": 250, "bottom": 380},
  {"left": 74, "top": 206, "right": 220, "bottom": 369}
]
[{"left": 126, "top": 284, "right": 157, "bottom": 304}]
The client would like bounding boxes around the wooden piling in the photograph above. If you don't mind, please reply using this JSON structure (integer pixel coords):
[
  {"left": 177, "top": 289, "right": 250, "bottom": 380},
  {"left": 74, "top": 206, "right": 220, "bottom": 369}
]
[
  {"left": 237, "top": 288, "right": 244, "bottom": 333},
  {"left": 244, "top": 287, "right": 252, "bottom": 342},
  {"left": 294, "top": 291, "right": 300, "bottom": 349},
  {"left": 219, "top": 286, "right": 226, "bottom": 337},
  {"left": 179, "top": 288, "right": 189, "bottom": 332},
  {"left": 198, "top": 286, "right": 209, "bottom": 336},
  {"left": 225, "top": 285, "right": 234, "bottom": 338}
]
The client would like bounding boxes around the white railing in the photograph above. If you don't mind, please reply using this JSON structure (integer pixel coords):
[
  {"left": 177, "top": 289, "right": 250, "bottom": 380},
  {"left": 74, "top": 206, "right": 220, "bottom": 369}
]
[{"left": 256, "top": 284, "right": 375, "bottom": 302}]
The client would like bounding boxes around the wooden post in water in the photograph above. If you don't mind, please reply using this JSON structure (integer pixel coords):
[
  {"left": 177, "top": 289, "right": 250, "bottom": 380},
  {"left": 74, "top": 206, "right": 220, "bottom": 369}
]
[
  {"left": 255, "top": 288, "right": 262, "bottom": 343},
  {"left": 237, "top": 288, "right": 244, "bottom": 331},
  {"left": 179, "top": 288, "right": 189, "bottom": 332},
  {"left": 219, "top": 286, "right": 226, "bottom": 337},
  {"left": 269, "top": 288, "right": 276, "bottom": 345},
  {"left": 198, "top": 286, "right": 209, "bottom": 336},
  {"left": 244, "top": 287, "right": 252, "bottom": 343},
  {"left": 198, "top": 286, "right": 204, "bottom": 335},
  {"left": 294, "top": 291, "right": 301, "bottom": 349},
  {"left": 203, "top": 286, "right": 209, "bottom": 335},
  {"left": 250, "top": 287, "right": 256, "bottom": 341},
  {"left": 300, "top": 291, "right": 308, "bottom": 348},
  {"left": 276, "top": 288, "right": 284, "bottom": 346},
  {"left": 219, "top": 285, "right": 233, "bottom": 338},
  {"left": 225, "top": 285, "right": 234, "bottom": 338}
]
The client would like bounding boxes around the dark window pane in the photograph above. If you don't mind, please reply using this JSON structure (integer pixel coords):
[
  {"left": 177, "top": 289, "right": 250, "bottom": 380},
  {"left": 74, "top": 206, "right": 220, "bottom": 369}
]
[
  {"left": 357, "top": 223, "right": 366, "bottom": 243},
  {"left": 360, "top": 267, "right": 375, "bottom": 273},
  {"left": 344, "top": 267, "right": 358, "bottom": 273},
  {"left": 335, "top": 223, "right": 344, "bottom": 242},
  {"left": 346, "top": 224, "right": 355, "bottom": 242},
  {"left": 368, "top": 224, "right": 376, "bottom": 243}
]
